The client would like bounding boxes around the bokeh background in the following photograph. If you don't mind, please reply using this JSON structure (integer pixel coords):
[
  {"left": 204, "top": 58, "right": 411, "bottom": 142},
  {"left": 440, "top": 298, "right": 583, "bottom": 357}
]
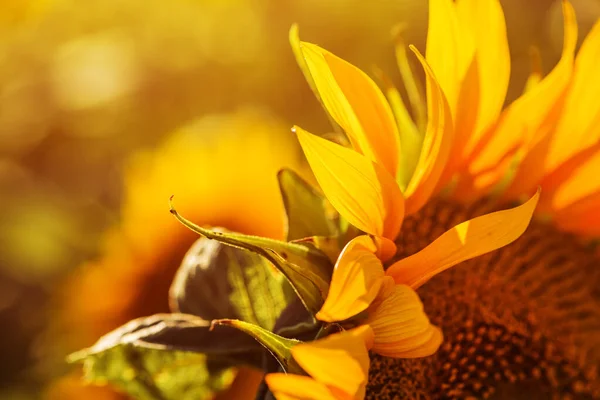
[{"left": 1, "top": 0, "right": 599, "bottom": 398}]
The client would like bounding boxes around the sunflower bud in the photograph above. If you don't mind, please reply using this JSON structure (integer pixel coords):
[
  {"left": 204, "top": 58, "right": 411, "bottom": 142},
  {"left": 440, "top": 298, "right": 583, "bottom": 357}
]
[{"left": 169, "top": 229, "right": 295, "bottom": 330}]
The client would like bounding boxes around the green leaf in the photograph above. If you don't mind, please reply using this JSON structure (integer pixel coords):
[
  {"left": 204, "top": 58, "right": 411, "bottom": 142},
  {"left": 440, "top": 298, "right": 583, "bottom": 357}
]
[
  {"left": 170, "top": 198, "right": 332, "bottom": 315},
  {"left": 212, "top": 319, "right": 302, "bottom": 374},
  {"left": 77, "top": 346, "right": 233, "bottom": 400},
  {"left": 69, "top": 314, "right": 262, "bottom": 400},
  {"left": 278, "top": 168, "right": 338, "bottom": 241},
  {"left": 170, "top": 232, "right": 296, "bottom": 330},
  {"left": 273, "top": 298, "right": 321, "bottom": 340}
]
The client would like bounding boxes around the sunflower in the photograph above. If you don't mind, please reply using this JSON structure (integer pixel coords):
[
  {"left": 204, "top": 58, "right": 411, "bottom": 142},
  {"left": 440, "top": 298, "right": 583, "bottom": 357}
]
[
  {"left": 63, "top": 1, "right": 600, "bottom": 398},
  {"left": 45, "top": 108, "right": 305, "bottom": 400},
  {"left": 287, "top": 0, "right": 600, "bottom": 398}
]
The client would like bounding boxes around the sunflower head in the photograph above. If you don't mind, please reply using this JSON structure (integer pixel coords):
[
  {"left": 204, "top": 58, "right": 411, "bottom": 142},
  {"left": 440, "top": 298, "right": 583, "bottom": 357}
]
[{"left": 63, "top": 1, "right": 600, "bottom": 398}]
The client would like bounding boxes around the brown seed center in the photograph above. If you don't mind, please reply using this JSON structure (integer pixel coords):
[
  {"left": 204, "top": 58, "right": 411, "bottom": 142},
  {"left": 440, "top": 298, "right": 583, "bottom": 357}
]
[{"left": 367, "top": 199, "right": 600, "bottom": 399}]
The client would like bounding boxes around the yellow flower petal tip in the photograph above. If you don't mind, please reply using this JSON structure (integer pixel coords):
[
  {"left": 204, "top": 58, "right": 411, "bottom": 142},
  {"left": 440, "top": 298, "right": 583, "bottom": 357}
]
[
  {"left": 317, "top": 236, "right": 384, "bottom": 322},
  {"left": 298, "top": 41, "right": 401, "bottom": 178},
  {"left": 386, "top": 189, "right": 540, "bottom": 288}
]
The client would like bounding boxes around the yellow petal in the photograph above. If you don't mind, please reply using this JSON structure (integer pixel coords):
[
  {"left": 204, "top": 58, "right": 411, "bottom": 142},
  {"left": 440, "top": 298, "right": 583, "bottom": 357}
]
[
  {"left": 372, "top": 236, "right": 397, "bottom": 263},
  {"left": 317, "top": 236, "right": 385, "bottom": 322},
  {"left": 394, "top": 28, "right": 427, "bottom": 131},
  {"left": 291, "top": 326, "right": 373, "bottom": 398},
  {"left": 296, "top": 126, "right": 405, "bottom": 240},
  {"left": 374, "top": 67, "right": 422, "bottom": 191},
  {"left": 404, "top": 46, "right": 454, "bottom": 215},
  {"left": 289, "top": 25, "right": 341, "bottom": 134},
  {"left": 439, "top": 0, "right": 510, "bottom": 187},
  {"left": 554, "top": 191, "right": 600, "bottom": 237},
  {"left": 426, "top": 0, "right": 472, "bottom": 116},
  {"left": 542, "top": 144, "right": 600, "bottom": 213},
  {"left": 545, "top": 18, "right": 600, "bottom": 173},
  {"left": 456, "top": 0, "right": 510, "bottom": 154},
  {"left": 265, "top": 374, "right": 339, "bottom": 400},
  {"left": 367, "top": 278, "right": 442, "bottom": 358},
  {"left": 300, "top": 41, "right": 400, "bottom": 177},
  {"left": 386, "top": 190, "right": 540, "bottom": 288},
  {"left": 467, "top": 0, "right": 577, "bottom": 194}
]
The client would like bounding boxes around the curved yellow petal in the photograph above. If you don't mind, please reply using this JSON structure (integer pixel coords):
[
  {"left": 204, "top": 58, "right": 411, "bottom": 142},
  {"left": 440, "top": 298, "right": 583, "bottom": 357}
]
[
  {"left": 545, "top": 18, "right": 600, "bottom": 173},
  {"left": 386, "top": 190, "right": 540, "bottom": 288},
  {"left": 291, "top": 326, "right": 373, "bottom": 398},
  {"left": 265, "top": 374, "right": 339, "bottom": 400},
  {"left": 394, "top": 29, "right": 427, "bottom": 131},
  {"left": 467, "top": 0, "right": 577, "bottom": 193},
  {"left": 404, "top": 46, "right": 454, "bottom": 215},
  {"left": 317, "top": 236, "right": 384, "bottom": 322},
  {"left": 290, "top": 25, "right": 341, "bottom": 134},
  {"left": 374, "top": 66, "right": 422, "bottom": 191},
  {"left": 300, "top": 41, "right": 400, "bottom": 177},
  {"left": 296, "top": 126, "right": 404, "bottom": 240},
  {"left": 367, "top": 279, "right": 442, "bottom": 358}
]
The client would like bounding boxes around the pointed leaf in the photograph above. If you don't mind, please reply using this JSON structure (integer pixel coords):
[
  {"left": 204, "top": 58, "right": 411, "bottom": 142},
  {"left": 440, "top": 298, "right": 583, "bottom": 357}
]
[
  {"left": 68, "top": 314, "right": 262, "bottom": 400},
  {"left": 68, "top": 314, "right": 262, "bottom": 365},
  {"left": 386, "top": 190, "right": 540, "bottom": 288},
  {"left": 296, "top": 126, "right": 404, "bottom": 240},
  {"left": 212, "top": 319, "right": 301, "bottom": 373},
  {"left": 278, "top": 169, "right": 338, "bottom": 241},
  {"left": 170, "top": 199, "right": 331, "bottom": 315},
  {"left": 170, "top": 233, "right": 295, "bottom": 330}
]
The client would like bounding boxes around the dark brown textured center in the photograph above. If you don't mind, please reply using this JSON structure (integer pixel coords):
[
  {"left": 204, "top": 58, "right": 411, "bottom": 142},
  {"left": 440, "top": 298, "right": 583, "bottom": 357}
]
[{"left": 367, "top": 199, "right": 600, "bottom": 399}]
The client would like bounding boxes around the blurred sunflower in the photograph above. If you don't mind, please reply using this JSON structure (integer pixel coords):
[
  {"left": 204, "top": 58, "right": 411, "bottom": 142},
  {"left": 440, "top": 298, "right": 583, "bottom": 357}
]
[
  {"left": 44, "top": 108, "right": 305, "bottom": 400},
  {"left": 288, "top": 0, "right": 600, "bottom": 398}
]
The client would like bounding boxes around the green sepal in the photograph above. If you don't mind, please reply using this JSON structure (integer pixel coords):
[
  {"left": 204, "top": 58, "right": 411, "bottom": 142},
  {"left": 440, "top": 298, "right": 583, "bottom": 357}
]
[
  {"left": 212, "top": 319, "right": 302, "bottom": 374},
  {"left": 170, "top": 198, "right": 332, "bottom": 315},
  {"left": 278, "top": 168, "right": 338, "bottom": 241},
  {"left": 68, "top": 314, "right": 263, "bottom": 400}
]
